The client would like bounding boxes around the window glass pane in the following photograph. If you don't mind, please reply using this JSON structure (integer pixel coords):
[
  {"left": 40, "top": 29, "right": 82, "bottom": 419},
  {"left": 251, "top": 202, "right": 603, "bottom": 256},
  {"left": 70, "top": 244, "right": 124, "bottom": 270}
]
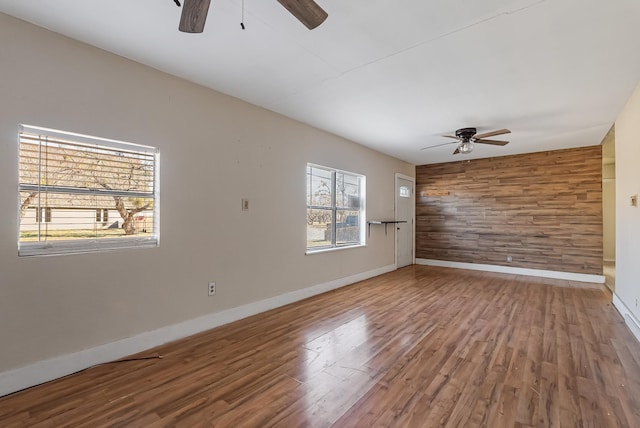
[
  {"left": 336, "top": 172, "right": 361, "bottom": 209},
  {"left": 399, "top": 185, "right": 410, "bottom": 198},
  {"left": 335, "top": 210, "right": 360, "bottom": 245},
  {"left": 307, "top": 208, "right": 333, "bottom": 248},
  {"left": 307, "top": 166, "right": 333, "bottom": 208}
]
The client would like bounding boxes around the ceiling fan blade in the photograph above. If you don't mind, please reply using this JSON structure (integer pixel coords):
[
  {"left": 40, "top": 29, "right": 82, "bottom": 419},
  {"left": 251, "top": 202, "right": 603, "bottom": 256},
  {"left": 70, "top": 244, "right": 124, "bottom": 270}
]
[
  {"left": 443, "top": 135, "right": 458, "bottom": 139},
  {"left": 421, "top": 141, "right": 457, "bottom": 150},
  {"left": 474, "top": 139, "right": 509, "bottom": 146},
  {"left": 453, "top": 147, "right": 460, "bottom": 155},
  {"left": 473, "top": 128, "right": 511, "bottom": 140},
  {"left": 277, "top": 0, "right": 328, "bottom": 29},
  {"left": 179, "top": 0, "right": 211, "bottom": 33}
]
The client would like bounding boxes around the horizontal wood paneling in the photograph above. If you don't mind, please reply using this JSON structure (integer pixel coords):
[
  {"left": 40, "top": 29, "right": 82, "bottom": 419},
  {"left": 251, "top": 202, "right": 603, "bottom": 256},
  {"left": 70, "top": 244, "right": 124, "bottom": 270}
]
[{"left": 416, "top": 146, "right": 603, "bottom": 274}]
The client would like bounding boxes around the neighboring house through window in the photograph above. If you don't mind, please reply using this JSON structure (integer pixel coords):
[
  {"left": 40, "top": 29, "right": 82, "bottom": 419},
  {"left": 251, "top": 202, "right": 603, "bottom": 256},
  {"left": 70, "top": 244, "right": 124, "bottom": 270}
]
[
  {"left": 18, "top": 125, "right": 159, "bottom": 256},
  {"left": 306, "top": 163, "right": 365, "bottom": 252}
]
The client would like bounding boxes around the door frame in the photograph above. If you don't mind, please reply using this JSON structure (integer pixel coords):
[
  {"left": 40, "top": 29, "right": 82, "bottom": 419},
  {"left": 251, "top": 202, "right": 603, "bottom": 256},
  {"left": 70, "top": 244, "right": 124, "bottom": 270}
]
[{"left": 395, "top": 173, "right": 416, "bottom": 268}]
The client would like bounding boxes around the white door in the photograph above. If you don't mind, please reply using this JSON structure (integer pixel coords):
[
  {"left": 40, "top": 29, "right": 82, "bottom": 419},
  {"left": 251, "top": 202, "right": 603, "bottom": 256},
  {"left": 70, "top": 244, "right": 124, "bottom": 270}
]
[{"left": 396, "top": 175, "right": 414, "bottom": 268}]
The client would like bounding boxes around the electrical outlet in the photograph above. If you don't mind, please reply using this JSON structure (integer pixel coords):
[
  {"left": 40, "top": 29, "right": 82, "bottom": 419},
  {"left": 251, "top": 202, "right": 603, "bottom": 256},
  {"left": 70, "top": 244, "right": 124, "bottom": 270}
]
[
  {"left": 506, "top": 256, "right": 513, "bottom": 263},
  {"left": 208, "top": 282, "right": 216, "bottom": 296},
  {"left": 636, "top": 298, "right": 638, "bottom": 308}
]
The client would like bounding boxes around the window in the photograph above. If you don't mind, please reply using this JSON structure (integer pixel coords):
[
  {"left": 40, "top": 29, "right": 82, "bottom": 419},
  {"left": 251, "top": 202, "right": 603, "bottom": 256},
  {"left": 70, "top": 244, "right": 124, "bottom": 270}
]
[
  {"left": 399, "top": 185, "right": 410, "bottom": 198},
  {"left": 35, "top": 207, "right": 52, "bottom": 223},
  {"left": 18, "top": 125, "right": 159, "bottom": 256},
  {"left": 96, "top": 209, "right": 109, "bottom": 223},
  {"left": 306, "top": 164, "right": 365, "bottom": 252}
]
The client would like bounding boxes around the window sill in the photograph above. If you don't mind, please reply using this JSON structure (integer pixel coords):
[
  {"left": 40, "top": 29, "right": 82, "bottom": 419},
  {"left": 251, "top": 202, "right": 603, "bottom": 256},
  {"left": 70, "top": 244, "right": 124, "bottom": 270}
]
[{"left": 305, "top": 243, "right": 366, "bottom": 255}]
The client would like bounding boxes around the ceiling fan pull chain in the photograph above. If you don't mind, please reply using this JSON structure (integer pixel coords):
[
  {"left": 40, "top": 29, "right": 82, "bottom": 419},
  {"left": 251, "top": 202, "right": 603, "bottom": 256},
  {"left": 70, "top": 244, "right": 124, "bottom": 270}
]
[{"left": 240, "top": 0, "right": 246, "bottom": 29}]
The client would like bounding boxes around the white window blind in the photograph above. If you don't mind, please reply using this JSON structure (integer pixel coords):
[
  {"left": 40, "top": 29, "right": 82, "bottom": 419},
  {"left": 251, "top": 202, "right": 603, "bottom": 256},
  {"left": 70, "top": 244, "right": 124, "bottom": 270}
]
[{"left": 18, "top": 125, "right": 160, "bottom": 256}]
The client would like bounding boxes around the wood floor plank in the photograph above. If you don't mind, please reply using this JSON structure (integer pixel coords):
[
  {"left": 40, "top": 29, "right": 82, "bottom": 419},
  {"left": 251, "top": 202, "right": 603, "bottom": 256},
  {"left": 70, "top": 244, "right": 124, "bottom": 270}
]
[
  {"left": 1, "top": 265, "right": 639, "bottom": 427},
  {"left": 536, "top": 361, "right": 559, "bottom": 428},
  {"left": 515, "top": 325, "right": 543, "bottom": 426}
]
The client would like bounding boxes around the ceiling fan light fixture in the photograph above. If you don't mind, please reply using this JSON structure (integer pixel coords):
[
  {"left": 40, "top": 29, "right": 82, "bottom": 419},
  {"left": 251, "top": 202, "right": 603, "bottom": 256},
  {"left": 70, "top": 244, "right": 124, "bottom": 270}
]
[
  {"left": 459, "top": 141, "right": 474, "bottom": 154},
  {"left": 423, "top": 127, "right": 510, "bottom": 156}
]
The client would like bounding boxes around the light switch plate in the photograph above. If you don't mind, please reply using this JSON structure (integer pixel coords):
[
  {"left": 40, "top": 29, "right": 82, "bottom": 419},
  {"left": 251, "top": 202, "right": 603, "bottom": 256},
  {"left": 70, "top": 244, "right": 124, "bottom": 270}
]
[{"left": 242, "top": 198, "right": 249, "bottom": 211}]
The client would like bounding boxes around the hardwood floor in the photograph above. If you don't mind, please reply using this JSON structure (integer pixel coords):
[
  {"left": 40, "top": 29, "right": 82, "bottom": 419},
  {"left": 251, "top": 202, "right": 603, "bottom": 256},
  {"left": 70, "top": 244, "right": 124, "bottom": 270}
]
[{"left": 1, "top": 265, "right": 639, "bottom": 427}]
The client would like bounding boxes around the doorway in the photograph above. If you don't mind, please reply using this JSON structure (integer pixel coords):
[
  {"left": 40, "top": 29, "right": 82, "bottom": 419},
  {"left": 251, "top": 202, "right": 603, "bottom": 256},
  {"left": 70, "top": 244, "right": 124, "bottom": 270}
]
[
  {"left": 395, "top": 173, "right": 415, "bottom": 268},
  {"left": 602, "top": 126, "right": 616, "bottom": 292}
]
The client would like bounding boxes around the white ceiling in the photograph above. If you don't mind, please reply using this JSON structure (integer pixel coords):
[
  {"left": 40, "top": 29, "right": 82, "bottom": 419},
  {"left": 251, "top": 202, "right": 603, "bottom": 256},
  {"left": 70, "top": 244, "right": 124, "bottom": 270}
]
[{"left": 1, "top": 0, "right": 639, "bottom": 164}]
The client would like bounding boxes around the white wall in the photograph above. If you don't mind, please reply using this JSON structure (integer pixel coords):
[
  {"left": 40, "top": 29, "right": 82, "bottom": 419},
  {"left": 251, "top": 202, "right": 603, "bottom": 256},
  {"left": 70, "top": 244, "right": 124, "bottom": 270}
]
[
  {"left": 0, "top": 13, "right": 413, "bottom": 382},
  {"left": 614, "top": 81, "right": 640, "bottom": 337}
]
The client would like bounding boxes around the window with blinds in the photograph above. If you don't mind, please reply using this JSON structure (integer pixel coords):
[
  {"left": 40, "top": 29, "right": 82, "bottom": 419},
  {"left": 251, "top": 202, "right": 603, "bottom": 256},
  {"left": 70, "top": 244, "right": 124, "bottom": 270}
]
[{"left": 18, "top": 125, "right": 159, "bottom": 256}]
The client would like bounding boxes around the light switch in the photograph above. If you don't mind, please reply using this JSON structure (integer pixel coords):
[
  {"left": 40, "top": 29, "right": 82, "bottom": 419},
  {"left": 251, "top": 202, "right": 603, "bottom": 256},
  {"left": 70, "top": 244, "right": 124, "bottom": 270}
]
[
  {"left": 242, "top": 199, "right": 249, "bottom": 211},
  {"left": 631, "top": 194, "right": 638, "bottom": 207}
]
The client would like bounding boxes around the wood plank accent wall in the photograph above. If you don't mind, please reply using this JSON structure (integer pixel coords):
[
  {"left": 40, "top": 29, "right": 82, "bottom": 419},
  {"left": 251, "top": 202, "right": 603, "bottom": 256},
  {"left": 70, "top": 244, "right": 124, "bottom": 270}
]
[{"left": 416, "top": 146, "right": 603, "bottom": 274}]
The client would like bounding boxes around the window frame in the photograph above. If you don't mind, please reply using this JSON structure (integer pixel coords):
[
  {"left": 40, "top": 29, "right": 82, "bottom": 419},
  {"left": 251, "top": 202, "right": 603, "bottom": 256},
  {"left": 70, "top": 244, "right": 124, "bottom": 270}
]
[
  {"left": 306, "top": 163, "right": 366, "bottom": 253},
  {"left": 17, "top": 125, "right": 160, "bottom": 257}
]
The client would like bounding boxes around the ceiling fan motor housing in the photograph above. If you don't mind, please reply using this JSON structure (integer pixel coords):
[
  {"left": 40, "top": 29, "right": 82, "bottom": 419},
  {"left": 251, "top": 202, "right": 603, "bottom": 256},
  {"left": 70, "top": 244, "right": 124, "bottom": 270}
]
[{"left": 455, "top": 127, "right": 477, "bottom": 141}]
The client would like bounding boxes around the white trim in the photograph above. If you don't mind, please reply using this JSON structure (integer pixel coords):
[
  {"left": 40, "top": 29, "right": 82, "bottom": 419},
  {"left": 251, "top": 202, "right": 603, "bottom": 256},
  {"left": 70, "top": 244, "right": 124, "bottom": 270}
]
[
  {"left": 395, "top": 173, "right": 416, "bottom": 268},
  {"left": 612, "top": 294, "right": 640, "bottom": 344},
  {"left": 305, "top": 244, "right": 366, "bottom": 255},
  {"left": 416, "top": 258, "right": 605, "bottom": 283},
  {"left": 0, "top": 264, "right": 395, "bottom": 398}
]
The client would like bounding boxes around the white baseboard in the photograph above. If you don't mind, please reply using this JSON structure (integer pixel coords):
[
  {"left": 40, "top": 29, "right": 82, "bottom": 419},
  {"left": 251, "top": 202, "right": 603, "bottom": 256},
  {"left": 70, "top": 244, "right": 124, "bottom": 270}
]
[
  {"left": 0, "top": 264, "right": 395, "bottom": 398},
  {"left": 416, "top": 259, "right": 605, "bottom": 283},
  {"left": 612, "top": 294, "right": 640, "bottom": 344}
]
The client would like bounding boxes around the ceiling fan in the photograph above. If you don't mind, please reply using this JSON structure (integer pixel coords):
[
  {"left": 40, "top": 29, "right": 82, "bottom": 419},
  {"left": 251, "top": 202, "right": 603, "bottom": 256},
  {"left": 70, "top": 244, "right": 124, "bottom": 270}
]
[
  {"left": 176, "top": 0, "right": 328, "bottom": 33},
  {"left": 422, "top": 127, "right": 511, "bottom": 155}
]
